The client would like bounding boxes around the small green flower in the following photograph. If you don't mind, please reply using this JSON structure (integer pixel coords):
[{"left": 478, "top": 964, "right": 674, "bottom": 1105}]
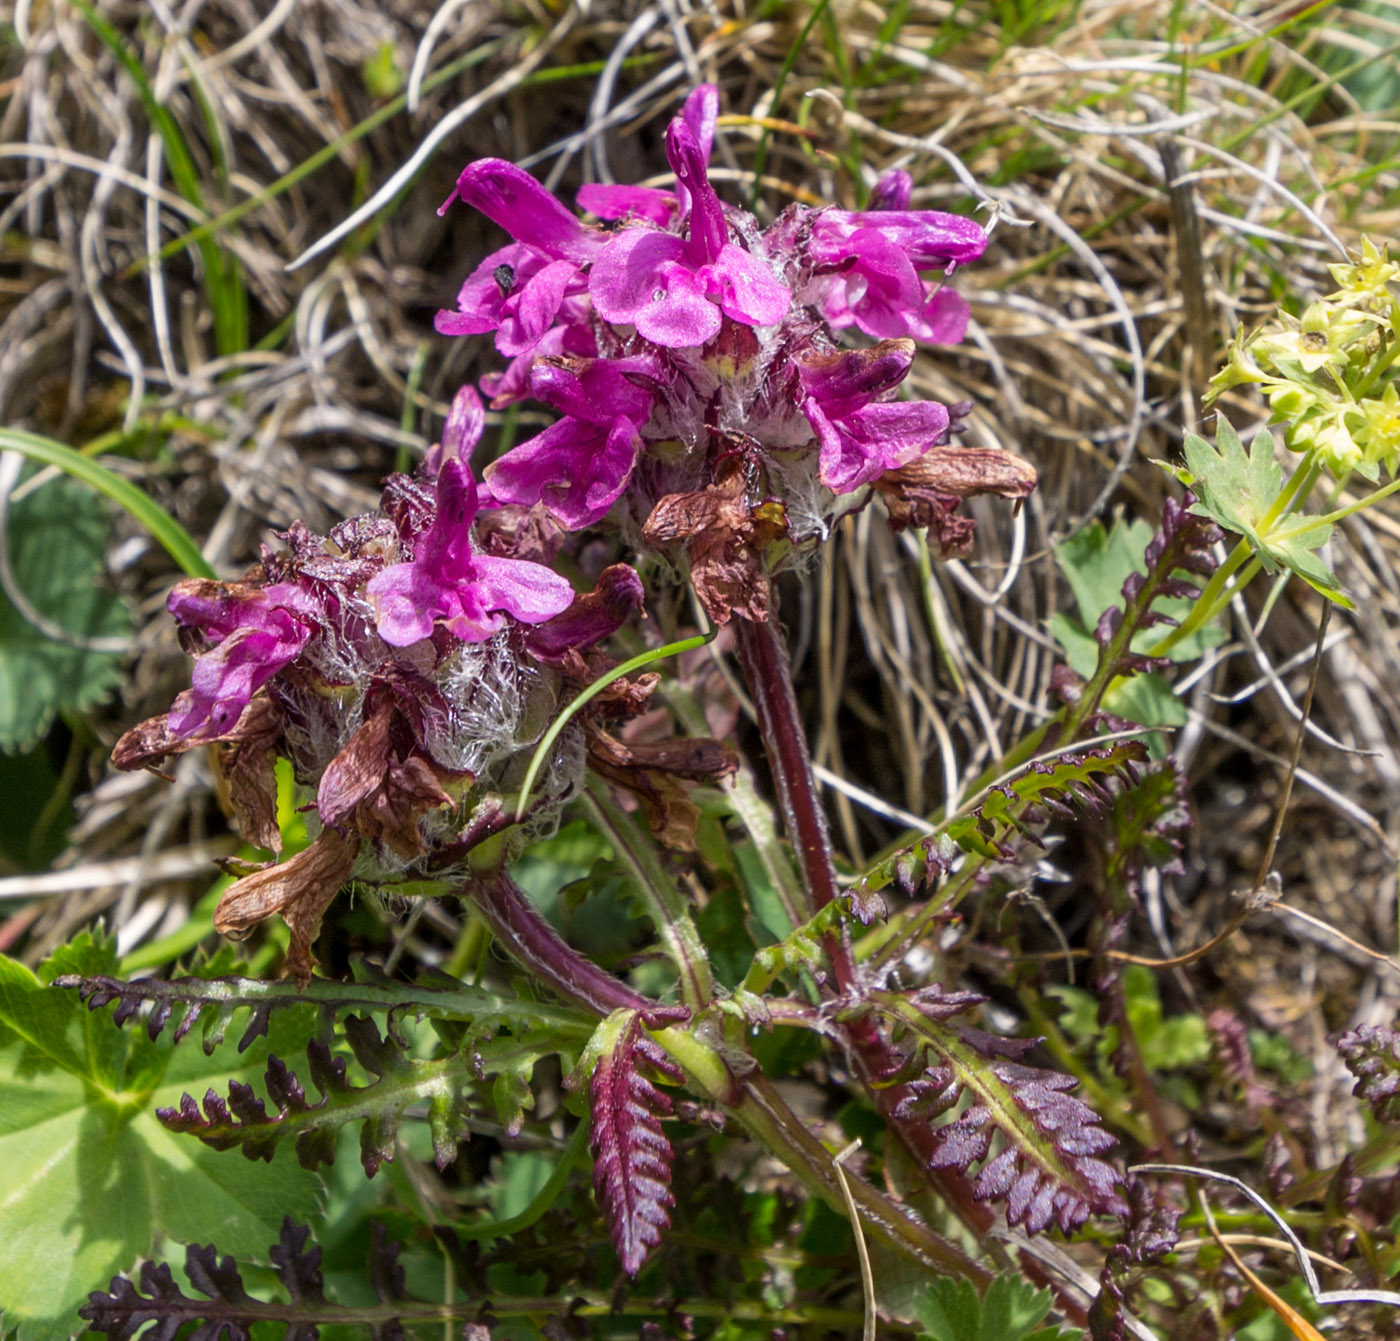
[{"left": 1327, "top": 236, "right": 1400, "bottom": 302}]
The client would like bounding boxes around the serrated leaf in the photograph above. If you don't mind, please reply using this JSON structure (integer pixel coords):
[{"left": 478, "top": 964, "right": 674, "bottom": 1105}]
[
  {"left": 0, "top": 941, "right": 317, "bottom": 1341},
  {"left": 1177, "top": 420, "right": 1351, "bottom": 606},
  {"left": 586, "top": 1011, "right": 682, "bottom": 1276},
  {"left": 0, "top": 471, "right": 131, "bottom": 752},
  {"left": 912, "top": 1274, "right": 1075, "bottom": 1341}
]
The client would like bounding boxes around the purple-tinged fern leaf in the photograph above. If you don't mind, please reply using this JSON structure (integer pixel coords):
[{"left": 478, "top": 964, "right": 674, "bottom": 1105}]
[
  {"left": 57, "top": 959, "right": 589, "bottom": 1055},
  {"left": 158, "top": 1016, "right": 476, "bottom": 1175},
  {"left": 1337, "top": 1024, "right": 1400, "bottom": 1122},
  {"left": 80, "top": 1218, "right": 416, "bottom": 1341},
  {"left": 875, "top": 990, "right": 1126, "bottom": 1234},
  {"left": 586, "top": 1011, "right": 684, "bottom": 1276}
]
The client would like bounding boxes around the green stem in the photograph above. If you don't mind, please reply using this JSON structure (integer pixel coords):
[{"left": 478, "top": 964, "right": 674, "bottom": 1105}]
[
  {"left": 582, "top": 776, "right": 713, "bottom": 1009},
  {"left": 1274, "top": 470, "right": 1400, "bottom": 536},
  {"left": 654, "top": 1024, "right": 993, "bottom": 1285},
  {"left": 1146, "top": 538, "right": 1253, "bottom": 659}
]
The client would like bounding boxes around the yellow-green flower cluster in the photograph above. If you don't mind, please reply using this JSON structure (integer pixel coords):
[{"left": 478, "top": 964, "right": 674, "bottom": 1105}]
[{"left": 1208, "top": 239, "right": 1400, "bottom": 480}]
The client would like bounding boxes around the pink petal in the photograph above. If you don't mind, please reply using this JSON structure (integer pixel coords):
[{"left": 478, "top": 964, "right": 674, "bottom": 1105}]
[
  {"left": 469, "top": 554, "right": 576, "bottom": 624},
  {"left": 634, "top": 264, "right": 722, "bottom": 347},
  {"left": 425, "top": 385, "right": 486, "bottom": 475},
  {"left": 365, "top": 562, "right": 440, "bottom": 647},
  {"left": 590, "top": 229, "right": 689, "bottom": 326},
  {"left": 497, "top": 259, "right": 578, "bottom": 356},
  {"left": 703, "top": 244, "right": 791, "bottom": 327},
  {"left": 666, "top": 120, "right": 725, "bottom": 266},
  {"left": 576, "top": 184, "right": 677, "bottom": 226},
  {"left": 445, "top": 160, "right": 598, "bottom": 264},
  {"left": 917, "top": 288, "right": 971, "bottom": 345},
  {"left": 485, "top": 416, "right": 642, "bottom": 528}
]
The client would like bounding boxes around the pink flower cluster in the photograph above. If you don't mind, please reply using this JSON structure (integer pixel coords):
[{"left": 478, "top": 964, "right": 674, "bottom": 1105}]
[{"left": 437, "top": 86, "right": 992, "bottom": 535}]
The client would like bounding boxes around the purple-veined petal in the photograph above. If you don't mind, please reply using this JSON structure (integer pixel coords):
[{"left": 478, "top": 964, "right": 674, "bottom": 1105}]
[
  {"left": 806, "top": 395, "right": 951, "bottom": 493},
  {"left": 577, "top": 183, "right": 677, "bottom": 225},
  {"left": 869, "top": 169, "right": 913, "bottom": 212},
  {"left": 169, "top": 621, "right": 311, "bottom": 739},
  {"left": 703, "top": 244, "right": 791, "bottom": 327},
  {"left": 528, "top": 355, "right": 661, "bottom": 424},
  {"left": 590, "top": 228, "right": 689, "bottom": 325},
  {"left": 469, "top": 553, "right": 576, "bottom": 624},
  {"left": 485, "top": 415, "right": 642, "bottom": 528},
  {"left": 497, "top": 258, "right": 578, "bottom": 356},
  {"left": 797, "top": 339, "right": 914, "bottom": 417},
  {"left": 525, "top": 563, "right": 645, "bottom": 660},
  {"left": 444, "top": 159, "right": 599, "bottom": 263},
  {"left": 425, "top": 385, "right": 486, "bottom": 475}
]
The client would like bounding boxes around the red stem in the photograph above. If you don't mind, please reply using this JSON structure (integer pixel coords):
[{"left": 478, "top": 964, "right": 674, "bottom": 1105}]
[
  {"left": 465, "top": 868, "right": 688, "bottom": 1029},
  {"left": 731, "top": 603, "right": 1087, "bottom": 1324},
  {"left": 732, "top": 615, "right": 842, "bottom": 913}
]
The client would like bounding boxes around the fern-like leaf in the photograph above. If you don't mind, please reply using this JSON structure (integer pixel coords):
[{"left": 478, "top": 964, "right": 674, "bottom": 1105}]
[
  {"left": 587, "top": 1011, "right": 684, "bottom": 1276},
  {"left": 59, "top": 958, "right": 590, "bottom": 1055},
  {"left": 875, "top": 988, "right": 1125, "bottom": 1233},
  {"left": 158, "top": 1016, "right": 475, "bottom": 1174},
  {"left": 1337, "top": 1024, "right": 1400, "bottom": 1122},
  {"left": 857, "top": 741, "right": 1152, "bottom": 904},
  {"left": 80, "top": 1218, "right": 415, "bottom": 1341}
]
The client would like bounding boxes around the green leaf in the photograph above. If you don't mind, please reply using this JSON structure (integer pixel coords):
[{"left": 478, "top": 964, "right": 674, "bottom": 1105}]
[
  {"left": 1049, "top": 516, "right": 1224, "bottom": 729},
  {"left": 0, "top": 470, "right": 132, "bottom": 752},
  {"left": 912, "top": 1274, "right": 1075, "bottom": 1341},
  {"left": 0, "top": 937, "right": 318, "bottom": 1341},
  {"left": 1177, "top": 419, "right": 1351, "bottom": 606}
]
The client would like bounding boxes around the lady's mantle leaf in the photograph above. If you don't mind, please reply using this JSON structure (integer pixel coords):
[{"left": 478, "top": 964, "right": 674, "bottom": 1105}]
[
  {"left": 586, "top": 1011, "right": 684, "bottom": 1276},
  {"left": 1173, "top": 418, "right": 1350, "bottom": 606},
  {"left": 0, "top": 471, "right": 131, "bottom": 752},
  {"left": 0, "top": 937, "right": 316, "bottom": 1341},
  {"left": 912, "top": 1274, "right": 1076, "bottom": 1341}
]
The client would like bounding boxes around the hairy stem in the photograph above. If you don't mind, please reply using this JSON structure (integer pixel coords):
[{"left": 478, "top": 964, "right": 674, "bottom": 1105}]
[
  {"left": 733, "top": 613, "right": 842, "bottom": 918},
  {"left": 463, "top": 865, "right": 688, "bottom": 1028}
]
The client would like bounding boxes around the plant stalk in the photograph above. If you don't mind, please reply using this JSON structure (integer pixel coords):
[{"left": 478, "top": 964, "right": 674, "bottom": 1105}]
[{"left": 463, "top": 866, "right": 688, "bottom": 1029}]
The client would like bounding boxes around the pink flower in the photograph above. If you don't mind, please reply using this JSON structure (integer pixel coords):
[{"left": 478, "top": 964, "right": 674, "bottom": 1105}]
[
  {"left": 483, "top": 355, "right": 663, "bottom": 528},
  {"left": 164, "top": 580, "right": 320, "bottom": 740},
  {"left": 366, "top": 459, "right": 575, "bottom": 646},
  {"left": 797, "top": 339, "right": 954, "bottom": 493},
  {"left": 588, "top": 120, "right": 790, "bottom": 347}
]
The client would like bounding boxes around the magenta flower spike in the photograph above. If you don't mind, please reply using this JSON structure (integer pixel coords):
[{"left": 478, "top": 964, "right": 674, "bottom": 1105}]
[
  {"left": 432, "top": 82, "right": 1029, "bottom": 581},
  {"left": 367, "top": 458, "right": 575, "bottom": 646}
]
